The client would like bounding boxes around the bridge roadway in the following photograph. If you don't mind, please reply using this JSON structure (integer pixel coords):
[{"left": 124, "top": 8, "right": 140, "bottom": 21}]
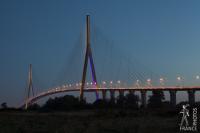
[{"left": 22, "top": 86, "right": 200, "bottom": 108}]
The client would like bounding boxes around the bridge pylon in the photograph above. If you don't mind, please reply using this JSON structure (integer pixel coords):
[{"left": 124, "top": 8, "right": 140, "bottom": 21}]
[
  {"left": 80, "top": 15, "right": 103, "bottom": 101},
  {"left": 25, "top": 64, "right": 34, "bottom": 109}
]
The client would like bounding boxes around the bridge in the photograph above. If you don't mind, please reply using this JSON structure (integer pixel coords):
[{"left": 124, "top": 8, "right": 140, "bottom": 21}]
[
  {"left": 22, "top": 82, "right": 200, "bottom": 108},
  {"left": 21, "top": 15, "right": 200, "bottom": 109}
]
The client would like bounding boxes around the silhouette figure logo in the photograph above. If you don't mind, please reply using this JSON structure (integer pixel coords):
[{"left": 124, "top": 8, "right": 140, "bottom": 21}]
[
  {"left": 180, "top": 104, "right": 190, "bottom": 127},
  {"left": 179, "top": 104, "right": 198, "bottom": 131}
]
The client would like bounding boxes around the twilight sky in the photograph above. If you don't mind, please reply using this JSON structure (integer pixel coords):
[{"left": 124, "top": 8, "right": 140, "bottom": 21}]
[{"left": 1, "top": 0, "right": 200, "bottom": 106}]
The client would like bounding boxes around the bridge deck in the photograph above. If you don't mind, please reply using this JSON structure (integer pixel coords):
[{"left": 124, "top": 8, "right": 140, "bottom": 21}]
[{"left": 20, "top": 86, "right": 200, "bottom": 108}]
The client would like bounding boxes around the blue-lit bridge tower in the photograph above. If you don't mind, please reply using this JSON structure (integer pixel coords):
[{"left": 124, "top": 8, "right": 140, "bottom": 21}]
[{"left": 80, "top": 15, "right": 106, "bottom": 101}]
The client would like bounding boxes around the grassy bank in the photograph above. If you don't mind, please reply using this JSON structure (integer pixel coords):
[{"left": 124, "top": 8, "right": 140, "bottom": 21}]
[{"left": 0, "top": 109, "right": 182, "bottom": 133}]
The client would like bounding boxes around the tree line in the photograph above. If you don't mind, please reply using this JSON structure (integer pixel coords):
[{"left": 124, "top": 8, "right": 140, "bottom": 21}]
[
  {"left": 1, "top": 91, "right": 197, "bottom": 111},
  {"left": 0, "top": 90, "right": 165, "bottom": 111}
]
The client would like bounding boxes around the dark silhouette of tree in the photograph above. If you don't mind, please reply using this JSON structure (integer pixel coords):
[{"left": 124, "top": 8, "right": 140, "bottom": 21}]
[
  {"left": 28, "top": 103, "right": 40, "bottom": 110},
  {"left": 116, "top": 94, "right": 126, "bottom": 108},
  {"left": 93, "top": 99, "right": 108, "bottom": 109},
  {"left": 162, "top": 101, "right": 171, "bottom": 109},
  {"left": 148, "top": 90, "right": 165, "bottom": 108},
  {"left": 115, "top": 93, "right": 139, "bottom": 109},
  {"left": 107, "top": 99, "right": 116, "bottom": 108},
  {"left": 124, "top": 93, "right": 139, "bottom": 109},
  {"left": 1, "top": 102, "right": 7, "bottom": 109},
  {"left": 42, "top": 95, "right": 87, "bottom": 111}
]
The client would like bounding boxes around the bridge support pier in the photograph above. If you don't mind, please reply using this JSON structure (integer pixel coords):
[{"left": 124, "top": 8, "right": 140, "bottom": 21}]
[
  {"left": 169, "top": 90, "right": 176, "bottom": 107},
  {"left": 129, "top": 90, "right": 135, "bottom": 94},
  {"left": 110, "top": 90, "right": 115, "bottom": 102},
  {"left": 141, "top": 91, "right": 147, "bottom": 108},
  {"left": 102, "top": 90, "right": 106, "bottom": 100},
  {"left": 119, "top": 90, "right": 124, "bottom": 98},
  {"left": 188, "top": 90, "right": 195, "bottom": 105}
]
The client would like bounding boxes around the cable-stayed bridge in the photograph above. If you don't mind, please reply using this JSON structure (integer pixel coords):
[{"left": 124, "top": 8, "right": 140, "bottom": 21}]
[{"left": 21, "top": 15, "right": 200, "bottom": 109}]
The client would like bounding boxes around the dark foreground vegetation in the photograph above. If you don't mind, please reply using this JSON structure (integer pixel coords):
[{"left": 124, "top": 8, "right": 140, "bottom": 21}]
[
  {"left": 0, "top": 92, "right": 200, "bottom": 133},
  {"left": 0, "top": 109, "right": 179, "bottom": 133}
]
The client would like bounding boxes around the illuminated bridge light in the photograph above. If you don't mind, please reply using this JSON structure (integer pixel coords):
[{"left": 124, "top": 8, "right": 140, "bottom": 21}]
[
  {"left": 159, "top": 78, "right": 164, "bottom": 85},
  {"left": 177, "top": 76, "right": 182, "bottom": 81},
  {"left": 159, "top": 78, "right": 164, "bottom": 82},
  {"left": 102, "top": 81, "right": 106, "bottom": 85},
  {"left": 90, "top": 82, "right": 93, "bottom": 85},
  {"left": 146, "top": 78, "right": 152, "bottom": 87},
  {"left": 135, "top": 80, "right": 140, "bottom": 86},
  {"left": 86, "top": 82, "right": 89, "bottom": 86},
  {"left": 196, "top": 75, "right": 200, "bottom": 80},
  {"left": 117, "top": 80, "right": 121, "bottom": 84},
  {"left": 147, "top": 78, "right": 151, "bottom": 82},
  {"left": 110, "top": 81, "right": 113, "bottom": 84},
  {"left": 76, "top": 83, "right": 79, "bottom": 87}
]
